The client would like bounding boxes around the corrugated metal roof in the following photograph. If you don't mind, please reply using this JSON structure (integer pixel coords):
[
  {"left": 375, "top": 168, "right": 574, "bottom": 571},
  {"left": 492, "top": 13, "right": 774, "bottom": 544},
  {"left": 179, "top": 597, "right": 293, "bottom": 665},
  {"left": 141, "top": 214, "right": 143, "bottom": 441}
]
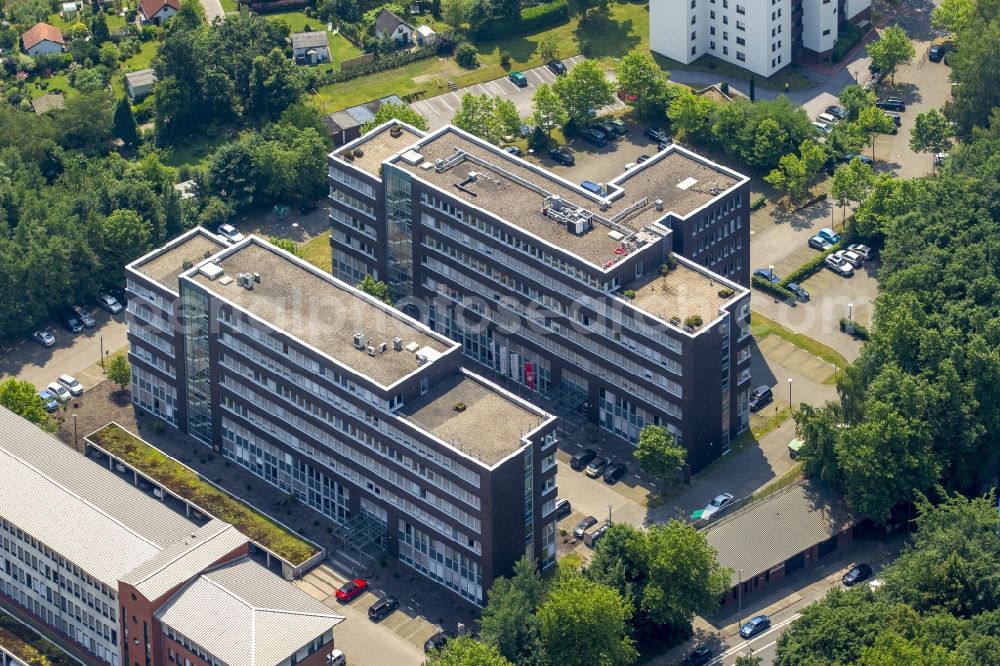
[
  {"left": 121, "top": 520, "right": 250, "bottom": 601},
  {"left": 155, "top": 559, "right": 344, "bottom": 666},
  {"left": 705, "top": 480, "right": 855, "bottom": 583},
  {"left": 0, "top": 407, "right": 197, "bottom": 587}
]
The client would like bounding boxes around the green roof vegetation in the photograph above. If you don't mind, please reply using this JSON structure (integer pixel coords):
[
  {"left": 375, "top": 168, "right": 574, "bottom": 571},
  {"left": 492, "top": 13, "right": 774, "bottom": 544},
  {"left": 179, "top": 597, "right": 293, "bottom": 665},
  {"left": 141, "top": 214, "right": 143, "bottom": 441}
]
[
  {"left": 0, "top": 609, "right": 77, "bottom": 666},
  {"left": 88, "top": 424, "right": 319, "bottom": 565}
]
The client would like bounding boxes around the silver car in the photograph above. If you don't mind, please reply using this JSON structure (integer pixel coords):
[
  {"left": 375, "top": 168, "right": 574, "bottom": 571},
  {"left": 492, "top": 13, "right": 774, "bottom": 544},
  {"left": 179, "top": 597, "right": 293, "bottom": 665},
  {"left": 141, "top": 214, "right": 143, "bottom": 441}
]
[
  {"left": 825, "top": 253, "right": 855, "bottom": 277},
  {"left": 97, "top": 293, "right": 123, "bottom": 314}
]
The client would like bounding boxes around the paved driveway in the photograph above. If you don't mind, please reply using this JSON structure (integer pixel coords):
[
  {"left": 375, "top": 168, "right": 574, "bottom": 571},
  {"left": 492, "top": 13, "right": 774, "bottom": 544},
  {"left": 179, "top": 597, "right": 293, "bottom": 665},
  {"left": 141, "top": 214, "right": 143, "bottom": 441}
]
[{"left": 410, "top": 55, "right": 627, "bottom": 131}]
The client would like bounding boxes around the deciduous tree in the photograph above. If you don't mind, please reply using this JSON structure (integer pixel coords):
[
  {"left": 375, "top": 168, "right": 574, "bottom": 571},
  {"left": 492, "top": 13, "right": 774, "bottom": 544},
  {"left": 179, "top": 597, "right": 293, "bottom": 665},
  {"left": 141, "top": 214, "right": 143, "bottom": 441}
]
[
  {"left": 107, "top": 353, "right": 132, "bottom": 391},
  {"left": 532, "top": 83, "right": 569, "bottom": 133},
  {"left": 838, "top": 84, "right": 875, "bottom": 122},
  {"left": 357, "top": 275, "right": 392, "bottom": 305},
  {"left": 362, "top": 102, "right": 429, "bottom": 132},
  {"left": 615, "top": 51, "right": 671, "bottom": 116},
  {"left": 428, "top": 636, "right": 513, "bottom": 666},
  {"left": 856, "top": 106, "right": 896, "bottom": 161},
  {"left": 867, "top": 25, "right": 915, "bottom": 85},
  {"left": 830, "top": 156, "right": 874, "bottom": 221},
  {"left": 667, "top": 88, "right": 715, "bottom": 145},
  {"left": 634, "top": 425, "right": 685, "bottom": 491},
  {"left": 480, "top": 557, "right": 545, "bottom": 664},
  {"left": 100, "top": 209, "right": 153, "bottom": 273},
  {"left": 931, "top": 0, "right": 975, "bottom": 34},
  {"left": 552, "top": 59, "right": 614, "bottom": 125},
  {"left": 909, "top": 109, "right": 953, "bottom": 169},
  {"left": 0, "top": 378, "right": 57, "bottom": 432}
]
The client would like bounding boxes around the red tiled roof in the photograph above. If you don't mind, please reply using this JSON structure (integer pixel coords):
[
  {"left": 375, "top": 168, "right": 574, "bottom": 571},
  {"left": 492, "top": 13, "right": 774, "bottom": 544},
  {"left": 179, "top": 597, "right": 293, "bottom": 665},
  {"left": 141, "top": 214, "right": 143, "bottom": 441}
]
[
  {"left": 140, "top": 0, "right": 181, "bottom": 19},
  {"left": 21, "top": 22, "right": 64, "bottom": 51}
]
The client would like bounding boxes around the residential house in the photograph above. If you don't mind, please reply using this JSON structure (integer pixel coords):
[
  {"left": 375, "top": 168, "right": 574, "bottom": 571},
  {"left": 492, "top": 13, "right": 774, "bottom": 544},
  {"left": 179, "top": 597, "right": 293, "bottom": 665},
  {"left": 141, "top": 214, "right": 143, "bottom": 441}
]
[
  {"left": 21, "top": 23, "right": 65, "bottom": 57},
  {"left": 138, "top": 0, "right": 180, "bottom": 25},
  {"left": 124, "top": 68, "right": 157, "bottom": 101},
  {"left": 291, "top": 31, "right": 331, "bottom": 64},
  {"left": 374, "top": 8, "right": 414, "bottom": 45}
]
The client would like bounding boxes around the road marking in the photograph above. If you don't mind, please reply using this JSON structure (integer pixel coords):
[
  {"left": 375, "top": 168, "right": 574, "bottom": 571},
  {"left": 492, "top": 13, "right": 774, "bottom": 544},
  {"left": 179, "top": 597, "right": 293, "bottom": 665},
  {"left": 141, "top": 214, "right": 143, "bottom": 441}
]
[
  {"left": 531, "top": 70, "right": 548, "bottom": 86},
  {"left": 475, "top": 83, "right": 494, "bottom": 99},
  {"left": 436, "top": 96, "right": 453, "bottom": 112},
  {"left": 710, "top": 613, "right": 802, "bottom": 664},
  {"left": 490, "top": 81, "right": 508, "bottom": 97}
]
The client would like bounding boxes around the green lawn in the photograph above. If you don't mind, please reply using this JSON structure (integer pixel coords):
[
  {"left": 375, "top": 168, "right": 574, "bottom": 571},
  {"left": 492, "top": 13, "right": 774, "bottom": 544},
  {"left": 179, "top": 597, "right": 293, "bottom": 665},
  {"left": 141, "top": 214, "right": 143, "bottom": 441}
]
[
  {"left": 299, "top": 231, "right": 332, "bottom": 272},
  {"left": 750, "top": 312, "right": 849, "bottom": 372},
  {"left": 329, "top": 33, "right": 361, "bottom": 66},
  {"left": 26, "top": 73, "right": 72, "bottom": 99},
  {"left": 220, "top": 0, "right": 238, "bottom": 11},
  {"left": 122, "top": 40, "right": 158, "bottom": 71},
  {"left": 162, "top": 131, "right": 233, "bottom": 170},
  {"left": 266, "top": 11, "right": 327, "bottom": 33}
]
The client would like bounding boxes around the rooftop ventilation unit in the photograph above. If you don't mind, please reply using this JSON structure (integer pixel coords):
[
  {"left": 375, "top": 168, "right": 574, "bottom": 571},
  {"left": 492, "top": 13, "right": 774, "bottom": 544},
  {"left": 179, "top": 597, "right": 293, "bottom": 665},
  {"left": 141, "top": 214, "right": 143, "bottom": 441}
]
[
  {"left": 393, "top": 337, "right": 403, "bottom": 352},
  {"left": 389, "top": 126, "right": 403, "bottom": 138},
  {"left": 353, "top": 332, "right": 366, "bottom": 350},
  {"left": 379, "top": 342, "right": 387, "bottom": 353},
  {"left": 367, "top": 345, "right": 377, "bottom": 357},
  {"left": 235, "top": 273, "right": 254, "bottom": 290},
  {"left": 400, "top": 149, "right": 424, "bottom": 165},
  {"left": 654, "top": 199, "right": 664, "bottom": 211},
  {"left": 252, "top": 273, "right": 260, "bottom": 284},
  {"left": 415, "top": 353, "right": 428, "bottom": 365},
  {"left": 567, "top": 218, "right": 588, "bottom": 235},
  {"left": 199, "top": 263, "right": 225, "bottom": 280}
]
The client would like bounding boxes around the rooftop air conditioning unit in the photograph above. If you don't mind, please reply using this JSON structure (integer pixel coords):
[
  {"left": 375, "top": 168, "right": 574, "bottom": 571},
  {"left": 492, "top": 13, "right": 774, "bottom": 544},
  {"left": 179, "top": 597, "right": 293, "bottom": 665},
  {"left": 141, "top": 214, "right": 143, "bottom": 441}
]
[
  {"left": 415, "top": 353, "right": 428, "bottom": 365},
  {"left": 654, "top": 199, "right": 664, "bottom": 211},
  {"left": 390, "top": 126, "right": 403, "bottom": 138},
  {"left": 393, "top": 337, "right": 403, "bottom": 352},
  {"left": 367, "top": 346, "right": 377, "bottom": 357},
  {"left": 379, "top": 342, "right": 387, "bottom": 353},
  {"left": 353, "top": 332, "right": 366, "bottom": 350},
  {"left": 253, "top": 273, "right": 260, "bottom": 284}
]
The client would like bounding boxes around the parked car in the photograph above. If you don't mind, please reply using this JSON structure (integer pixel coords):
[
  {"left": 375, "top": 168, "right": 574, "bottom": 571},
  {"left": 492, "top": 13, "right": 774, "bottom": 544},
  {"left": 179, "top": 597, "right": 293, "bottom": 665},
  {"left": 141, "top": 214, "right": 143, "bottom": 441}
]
[
  {"left": 570, "top": 448, "right": 597, "bottom": 471},
  {"left": 739, "top": 615, "right": 772, "bottom": 639},
  {"left": 368, "top": 596, "right": 399, "bottom": 621},
  {"left": 818, "top": 227, "right": 841, "bottom": 244},
  {"left": 108, "top": 287, "right": 128, "bottom": 308},
  {"left": 841, "top": 249, "right": 864, "bottom": 268},
  {"left": 825, "top": 253, "right": 855, "bottom": 277},
  {"left": 57, "top": 374, "right": 84, "bottom": 397},
  {"left": 548, "top": 146, "right": 575, "bottom": 166},
  {"left": 504, "top": 145, "right": 522, "bottom": 156},
  {"left": 682, "top": 647, "right": 713, "bottom": 666},
  {"left": 808, "top": 234, "right": 832, "bottom": 251},
  {"left": 645, "top": 127, "right": 670, "bottom": 143},
  {"left": 70, "top": 305, "right": 95, "bottom": 328},
  {"left": 817, "top": 112, "right": 838, "bottom": 126},
  {"left": 547, "top": 59, "right": 567, "bottom": 75},
  {"left": 812, "top": 120, "right": 832, "bottom": 133},
  {"left": 33, "top": 330, "right": 55, "bottom": 347},
  {"left": 509, "top": 71, "right": 528, "bottom": 87},
  {"left": 590, "top": 122, "right": 617, "bottom": 140},
  {"left": 61, "top": 311, "right": 84, "bottom": 334},
  {"left": 581, "top": 129, "right": 608, "bottom": 147},
  {"left": 335, "top": 578, "right": 368, "bottom": 602},
  {"left": 585, "top": 456, "right": 611, "bottom": 478},
  {"left": 876, "top": 97, "right": 906, "bottom": 112},
  {"left": 933, "top": 152, "right": 949, "bottom": 167},
  {"left": 584, "top": 523, "right": 610, "bottom": 548},
  {"left": 217, "top": 223, "right": 245, "bottom": 244},
  {"left": 45, "top": 382, "right": 71, "bottom": 403},
  {"left": 749, "top": 385, "right": 773, "bottom": 411},
  {"left": 38, "top": 391, "right": 59, "bottom": 413},
  {"left": 843, "top": 153, "right": 874, "bottom": 165},
  {"left": 573, "top": 516, "right": 598, "bottom": 539},
  {"left": 843, "top": 563, "right": 874, "bottom": 586},
  {"left": 787, "top": 438, "right": 805, "bottom": 459},
  {"left": 928, "top": 44, "right": 944, "bottom": 62},
  {"left": 787, "top": 282, "right": 810, "bottom": 302},
  {"left": 885, "top": 110, "right": 902, "bottom": 127},
  {"left": 753, "top": 268, "right": 781, "bottom": 284},
  {"left": 603, "top": 462, "right": 628, "bottom": 484},
  {"left": 825, "top": 105, "right": 848, "bottom": 120},
  {"left": 605, "top": 118, "right": 628, "bottom": 136},
  {"left": 636, "top": 154, "right": 652, "bottom": 164},
  {"left": 555, "top": 498, "right": 572, "bottom": 518},
  {"left": 423, "top": 632, "right": 450, "bottom": 654},
  {"left": 847, "top": 243, "right": 874, "bottom": 260},
  {"left": 701, "top": 493, "right": 734, "bottom": 520},
  {"left": 96, "top": 293, "right": 123, "bottom": 314},
  {"left": 327, "top": 650, "right": 346, "bottom": 666}
]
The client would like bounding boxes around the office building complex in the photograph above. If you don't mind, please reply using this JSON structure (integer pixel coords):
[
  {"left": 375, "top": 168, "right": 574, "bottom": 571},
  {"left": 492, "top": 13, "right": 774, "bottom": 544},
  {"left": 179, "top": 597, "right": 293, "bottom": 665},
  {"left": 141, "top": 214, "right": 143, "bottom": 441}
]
[
  {"left": 126, "top": 233, "right": 558, "bottom": 605},
  {"left": 0, "top": 406, "right": 343, "bottom": 666},
  {"left": 328, "top": 123, "right": 753, "bottom": 470},
  {"left": 650, "top": 0, "right": 872, "bottom": 78}
]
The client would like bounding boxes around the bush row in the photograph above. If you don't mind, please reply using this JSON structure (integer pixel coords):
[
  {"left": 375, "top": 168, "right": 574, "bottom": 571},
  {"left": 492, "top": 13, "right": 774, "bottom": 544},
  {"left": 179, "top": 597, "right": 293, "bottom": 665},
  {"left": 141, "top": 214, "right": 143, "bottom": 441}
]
[
  {"left": 839, "top": 317, "right": 870, "bottom": 340},
  {"left": 244, "top": 0, "right": 309, "bottom": 13},
  {"left": 778, "top": 240, "right": 843, "bottom": 286},
  {"left": 324, "top": 45, "right": 437, "bottom": 84},
  {"left": 751, "top": 275, "right": 795, "bottom": 301},
  {"left": 750, "top": 194, "right": 766, "bottom": 212},
  {"left": 474, "top": 0, "right": 569, "bottom": 41}
]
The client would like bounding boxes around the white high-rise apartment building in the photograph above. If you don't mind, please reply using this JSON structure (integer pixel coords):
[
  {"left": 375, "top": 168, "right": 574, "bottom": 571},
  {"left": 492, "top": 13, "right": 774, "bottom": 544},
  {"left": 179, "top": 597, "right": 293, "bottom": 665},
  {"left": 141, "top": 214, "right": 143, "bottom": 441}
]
[{"left": 650, "top": 0, "right": 872, "bottom": 78}]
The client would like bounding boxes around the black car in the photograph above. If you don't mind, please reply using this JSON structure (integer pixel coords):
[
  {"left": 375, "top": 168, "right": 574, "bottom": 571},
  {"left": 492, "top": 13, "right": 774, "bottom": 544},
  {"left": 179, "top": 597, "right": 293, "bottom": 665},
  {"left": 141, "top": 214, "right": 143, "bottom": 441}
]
[
  {"left": 787, "top": 282, "right": 810, "bottom": 302},
  {"left": 61, "top": 311, "right": 84, "bottom": 333},
  {"left": 876, "top": 97, "right": 906, "bottom": 112},
  {"left": 570, "top": 448, "right": 597, "bottom": 471},
  {"left": 555, "top": 498, "right": 572, "bottom": 518},
  {"left": 423, "top": 632, "right": 450, "bottom": 654},
  {"left": 682, "top": 647, "right": 713, "bottom": 666},
  {"left": 928, "top": 44, "right": 944, "bottom": 62},
  {"left": 590, "top": 122, "right": 617, "bottom": 140},
  {"left": 636, "top": 154, "right": 652, "bottom": 164},
  {"left": 548, "top": 146, "right": 575, "bottom": 166},
  {"left": 603, "top": 462, "right": 627, "bottom": 484},
  {"left": 547, "top": 59, "right": 567, "bottom": 75},
  {"left": 749, "top": 385, "right": 773, "bottom": 412},
  {"left": 71, "top": 305, "right": 95, "bottom": 328},
  {"left": 298, "top": 201, "right": 318, "bottom": 215},
  {"left": 645, "top": 127, "right": 669, "bottom": 143},
  {"left": 108, "top": 287, "right": 128, "bottom": 307},
  {"left": 504, "top": 145, "right": 522, "bottom": 156},
  {"left": 753, "top": 267, "right": 781, "bottom": 284},
  {"left": 368, "top": 596, "right": 399, "bottom": 621},
  {"left": 842, "top": 563, "right": 874, "bottom": 586},
  {"left": 581, "top": 129, "right": 608, "bottom": 147},
  {"left": 573, "top": 516, "right": 598, "bottom": 539},
  {"left": 885, "top": 111, "right": 902, "bottom": 127},
  {"left": 739, "top": 615, "right": 771, "bottom": 639},
  {"left": 825, "top": 105, "right": 848, "bottom": 120}
]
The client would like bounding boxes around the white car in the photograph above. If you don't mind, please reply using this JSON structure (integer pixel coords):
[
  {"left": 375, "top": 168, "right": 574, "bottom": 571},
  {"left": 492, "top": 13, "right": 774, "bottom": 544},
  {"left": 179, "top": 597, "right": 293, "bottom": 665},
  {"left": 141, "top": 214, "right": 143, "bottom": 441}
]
[
  {"left": 825, "top": 253, "right": 855, "bottom": 277},
  {"left": 217, "top": 224, "right": 245, "bottom": 244},
  {"left": 840, "top": 249, "right": 864, "bottom": 269},
  {"left": 57, "top": 374, "right": 84, "bottom": 397},
  {"left": 701, "top": 493, "right": 735, "bottom": 520},
  {"left": 45, "top": 382, "right": 71, "bottom": 403},
  {"left": 847, "top": 243, "right": 873, "bottom": 261},
  {"left": 812, "top": 120, "right": 831, "bottom": 133}
]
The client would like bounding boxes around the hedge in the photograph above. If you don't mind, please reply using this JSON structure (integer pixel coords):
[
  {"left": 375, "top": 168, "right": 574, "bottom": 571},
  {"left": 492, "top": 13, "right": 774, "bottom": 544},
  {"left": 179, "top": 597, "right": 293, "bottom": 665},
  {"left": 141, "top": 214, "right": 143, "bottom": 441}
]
[
  {"left": 778, "top": 240, "right": 844, "bottom": 287},
  {"left": 751, "top": 275, "right": 795, "bottom": 300},
  {"left": 244, "top": 0, "right": 308, "bottom": 12},
  {"left": 324, "top": 45, "right": 437, "bottom": 84},
  {"left": 750, "top": 194, "right": 767, "bottom": 212},
  {"left": 839, "top": 317, "right": 870, "bottom": 340},
  {"left": 475, "top": 0, "right": 568, "bottom": 40}
]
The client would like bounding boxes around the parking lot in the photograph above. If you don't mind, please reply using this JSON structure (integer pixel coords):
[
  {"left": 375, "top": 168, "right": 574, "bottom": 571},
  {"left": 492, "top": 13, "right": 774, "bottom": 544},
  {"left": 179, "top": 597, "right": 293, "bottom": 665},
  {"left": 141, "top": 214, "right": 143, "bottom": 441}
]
[{"left": 409, "top": 55, "right": 628, "bottom": 131}]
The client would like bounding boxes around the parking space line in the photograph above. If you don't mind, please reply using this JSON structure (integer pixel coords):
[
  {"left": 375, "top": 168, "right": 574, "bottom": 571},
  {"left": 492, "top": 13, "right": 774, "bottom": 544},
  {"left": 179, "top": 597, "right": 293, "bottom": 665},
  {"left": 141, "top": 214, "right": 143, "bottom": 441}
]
[
  {"left": 490, "top": 81, "right": 508, "bottom": 97},
  {"left": 421, "top": 100, "right": 442, "bottom": 116},
  {"left": 474, "top": 83, "right": 494, "bottom": 99},
  {"left": 449, "top": 91, "right": 462, "bottom": 105},
  {"left": 530, "top": 70, "right": 548, "bottom": 86},
  {"left": 436, "top": 96, "right": 453, "bottom": 112}
]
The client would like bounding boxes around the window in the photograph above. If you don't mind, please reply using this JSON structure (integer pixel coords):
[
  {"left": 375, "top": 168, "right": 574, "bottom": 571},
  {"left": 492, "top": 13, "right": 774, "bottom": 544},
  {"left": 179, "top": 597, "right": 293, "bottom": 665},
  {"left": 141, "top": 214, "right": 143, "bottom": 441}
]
[
  {"left": 691, "top": 15, "right": 696, "bottom": 24},
  {"left": 722, "top": 45, "right": 728, "bottom": 55},
  {"left": 710, "top": 26, "right": 716, "bottom": 35},
  {"left": 822, "top": 28, "right": 831, "bottom": 36},
  {"left": 710, "top": 10, "right": 715, "bottom": 18},
  {"left": 736, "top": 51, "right": 745, "bottom": 61},
  {"left": 737, "top": 36, "right": 745, "bottom": 45},
  {"left": 723, "top": 15, "right": 728, "bottom": 24},
  {"left": 691, "top": 46, "right": 697, "bottom": 55},
  {"left": 710, "top": 40, "right": 715, "bottom": 50},
  {"left": 723, "top": 30, "right": 728, "bottom": 40},
  {"left": 736, "top": 4, "right": 745, "bottom": 14}
]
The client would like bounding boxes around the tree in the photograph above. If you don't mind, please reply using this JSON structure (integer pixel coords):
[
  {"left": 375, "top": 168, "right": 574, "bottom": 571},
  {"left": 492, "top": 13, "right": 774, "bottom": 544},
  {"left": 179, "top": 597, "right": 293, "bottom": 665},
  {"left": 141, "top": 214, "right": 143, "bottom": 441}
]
[
  {"left": 615, "top": 51, "right": 671, "bottom": 116},
  {"left": 537, "top": 570, "right": 637, "bottom": 666},
  {"left": 634, "top": 425, "right": 685, "bottom": 491},
  {"left": 441, "top": 0, "right": 470, "bottom": 31},
  {"left": 532, "top": 84, "right": 569, "bottom": 134},
  {"left": 856, "top": 106, "right": 896, "bottom": 161},
  {"left": 909, "top": 109, "right": 953, "bottom": 169},
  {"left": 839, "top": 84, "right": 875, "bottom": 122},
  {"left": 362, "top": 102, "right": 429, "bottom": 132},
  {"left": 931, "top": 0, "right": 975, "bottom": 34},
  {"left": 113, "top": 97, "right": 140, "bottom": 147},
  {"left": 493, "top": 0, "right": 520, "bottom": 21},
  {"left": 867, "top": 25, "right": 915, "bottom": 85},
  {"left": 830, "top": 156, "right": 875, "bottom": 221},
  {"left": 0, "top": 378, "right": 57, "bottom": 432},
  {"left": 765, "top": 139, "right": 827, "bottom": 201},
  {"left": 480, "top": 557, "right": 545, "bottom": 664},
  {"left": 735, "top": 655, "right": 763, "bottom": 666},
  {"left": 428, "top": 636, "right": 513, "bottom": 666},
  {"left": 247, "top": 48, "right": 305, "bottom": 122},
  {"left": 90, "top": 11, "right": 111, "bottom": 46},
  {"left": 552, "top": 59, "right": 614, "bottom": 125},
  {"left": 358, "top": 275, "right": 392, "bottom": 305},
  {"left": 452, "top": 93, "right": 520, "bottom": 144},
  {"left": 268, "top": 237, "right": 302, "bottom": 257},
  {"left": 944, "top": 0, "right": 1000, "bottom": 134},
  {"left": 538, "top": 33, "right": 559, "bottom": 62},
  {"left": 107, "top": 353, "right": 132, "bottom": 392},
  {"left": 667, "top": 88, "right": 716, "bottom": 145},
  {"left": 101, "top": 210, "right": 153, "bottom": 273},
  {"left": 208, "top": 136, "right": 259, "bottom": 209},
  {"left": 455, "top": 42, "right": 479, "bottom": 68}
]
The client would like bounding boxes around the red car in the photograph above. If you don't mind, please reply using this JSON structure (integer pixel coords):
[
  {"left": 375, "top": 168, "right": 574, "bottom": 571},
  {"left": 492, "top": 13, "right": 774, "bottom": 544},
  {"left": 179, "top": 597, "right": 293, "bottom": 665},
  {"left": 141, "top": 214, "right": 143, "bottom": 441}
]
[
  {"left": 335, "top": 578, "right": 368, "bottom": 602},
  {"left": 617, "top": 89, "right": 637, "bottom": 103}
]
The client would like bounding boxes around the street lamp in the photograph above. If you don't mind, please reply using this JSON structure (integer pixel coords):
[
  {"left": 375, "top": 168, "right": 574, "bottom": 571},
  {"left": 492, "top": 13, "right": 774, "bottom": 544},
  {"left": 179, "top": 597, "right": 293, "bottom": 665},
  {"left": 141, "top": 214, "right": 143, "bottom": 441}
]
[
  {"left": 737, "top": 569, "right": 744, "bottom": 631},
  {"left": 608, "top": 504, "right": 613, "bottom": 526},
  {"left": 768, "top": 264, "right": 775, "bottom": 282},
  {"left": 72, "top": 413, "right": 78, "bottom": 452},
  {"left": 788, "top": 378, "right": 793, "bottom": 409},
  {"left": 100, "top": 335, "right": 105, "bottom": 372},
  {"left": 848, "top": 303, "right": 854, "bottom": 322}
]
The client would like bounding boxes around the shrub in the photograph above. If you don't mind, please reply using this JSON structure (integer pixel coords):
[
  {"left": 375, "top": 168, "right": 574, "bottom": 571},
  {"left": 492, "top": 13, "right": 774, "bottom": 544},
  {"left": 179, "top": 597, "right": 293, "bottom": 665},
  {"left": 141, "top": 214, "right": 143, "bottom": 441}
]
[
  {"left": 455, "top": 42, "right": 478, "bottom": 68},
  {"left": 779, "top": 241, "right": 843, "bottom": 286},
  {"left": 718, "top": 288, "right": 735, "bottom": 298},
  {"left": 246, "top": 0, "right": 308, "bottom": 12},
  {"left": 474, "top": 0, "right": 568, "bottom": 40},
  {"left": 684, "top": 315, "right": 703, "bottom": 328},
  {"left": 750, "top": 194, "right": 767, "bottom": 212},
  {"left": 500, "top": 50, "right": 512, "bottom": 69},
  {"left": 752, "top": 275, "right": 795, "bottom": 300},
  {"left": 662, "top": 253, "right": 677, "bottom": 273},
  {"left": 839, "top": 317, "right": 870, "bottom": 339},
  {"left": 453, "top": 402, "right": 467, "bottom": 412},
  {"left": 622, "top": 289, "right": 636, "bottom": 299},
  {"left": 832, "top": 21, "right": 865, "bottom": 62}
]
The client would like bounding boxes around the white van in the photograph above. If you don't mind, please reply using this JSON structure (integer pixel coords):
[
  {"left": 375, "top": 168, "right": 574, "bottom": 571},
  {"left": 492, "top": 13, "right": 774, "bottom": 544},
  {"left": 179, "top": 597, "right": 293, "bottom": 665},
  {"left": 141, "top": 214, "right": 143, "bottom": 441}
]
[{"left": 327, "top": 650, "right": 346, "bottom": 666}]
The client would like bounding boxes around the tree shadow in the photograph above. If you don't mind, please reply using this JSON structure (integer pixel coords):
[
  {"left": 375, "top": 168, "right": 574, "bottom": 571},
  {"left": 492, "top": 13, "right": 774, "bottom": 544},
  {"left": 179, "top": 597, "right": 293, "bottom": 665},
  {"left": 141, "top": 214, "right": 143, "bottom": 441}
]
[
  {"left": 881, "top": 81, "right": 921, "bottom": 104},
  {"left": 573, "top": 11, "right": 641, "bottom": 59},
  {"left": 888, "top": 0, "right": 940, "bottom": 42},
  {"left": 771, "top": 200, "right": 832, "bottom": 231}
]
